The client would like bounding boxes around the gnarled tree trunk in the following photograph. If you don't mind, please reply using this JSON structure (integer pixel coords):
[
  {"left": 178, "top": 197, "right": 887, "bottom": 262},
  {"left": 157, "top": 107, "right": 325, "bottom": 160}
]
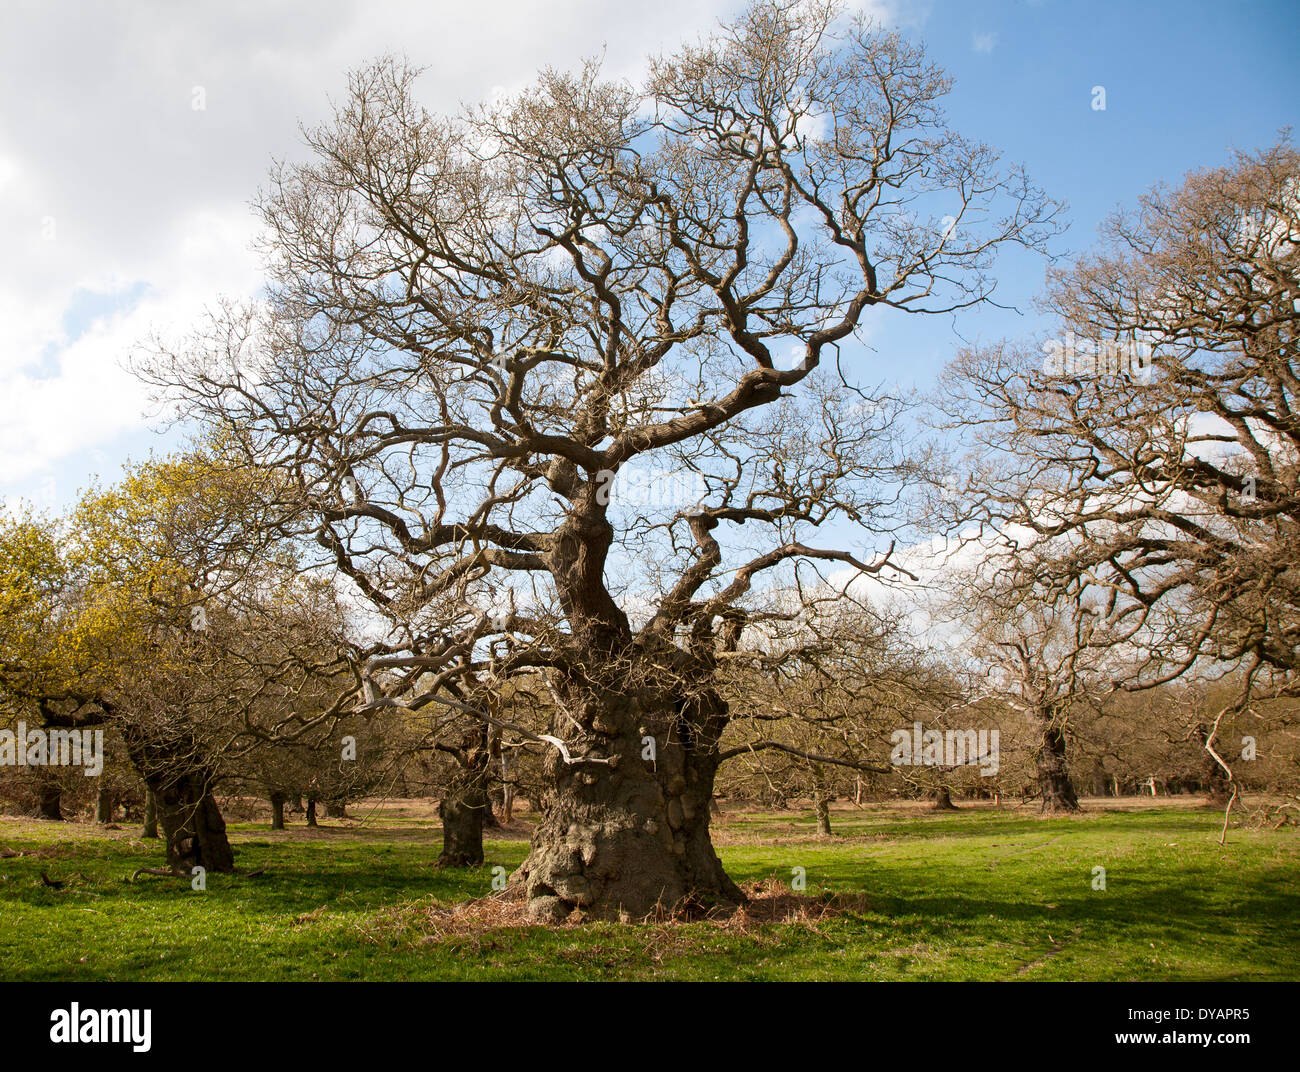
[
  {"left": 122, "top": 726, "right": 235, "bottom": 872},
  {"left": 813, "top": 769, "right": 834, "bottom": 834},
  {"left": 142, "top": 787, "right": 159, "bottom": 838},
  {"left": 932, "top": 785, "right": 959, "bottom": 810},
  {"left": 436, "top": 728, "right": 492, "bottom": 867},
  {"left": 95, "top": 786, "right": 115, "bottom": 824},
  {"left": 36, "top": 774, "right": 64, "bottom": 821},
  {"left": 151, "top": 768, "right": 234, "bottom": 872},
  {"left": 270, "top": 791, "right": 286, "bottom": 830},
  {"left": 437, "top": 771, "right": 488, "bottom": 868},
  {"left": 515, "top": 676, "right": 742, "bottom": 922},
  {"left": 1037, "top": 718, "right": 1079, "bottom": 813}
]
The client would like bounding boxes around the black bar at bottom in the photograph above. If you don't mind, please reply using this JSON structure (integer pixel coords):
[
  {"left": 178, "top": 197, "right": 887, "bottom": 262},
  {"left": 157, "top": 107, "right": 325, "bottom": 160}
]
[{"left": 1, "top": 980, "right": 1292, "bottom": 1061}]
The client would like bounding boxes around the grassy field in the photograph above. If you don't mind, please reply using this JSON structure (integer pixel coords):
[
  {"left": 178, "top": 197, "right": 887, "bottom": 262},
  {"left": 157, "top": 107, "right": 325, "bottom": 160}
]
[{"left": 1, "top": 798, "right": 1296, "bottom": 981}]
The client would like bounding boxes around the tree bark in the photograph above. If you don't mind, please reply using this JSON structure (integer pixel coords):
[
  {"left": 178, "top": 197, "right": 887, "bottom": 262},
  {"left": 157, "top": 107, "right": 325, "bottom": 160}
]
[
  {"left": 142, "top": 787, "right": 159, "bottom": 838},
  {"left": 932, "top": 785, "right": 959, "bottom": 810},
  {"left": 152, "top": 771, "right": 234, "bottom": 872},
  {"left": 437, "top": 767, "right": 488, "bottom": 868},
  {"left": 500, "top": 751, "right": 515, "bottom": 824},
  {"left": 515, "top": 676, "right": 743, "bottom": 922},
  {"left": 121, "top": 726, "right": 236, "bottom": 872},
  {"left": 270, "top": 791, "right": 286, "bottom": 831},
  {"left": 35, "top": 775, "right": 64, "bottom": 821},
  {"left": 305, "top": 798, "right": 318, "bottom": 827},
  {"left": 1037, "top": 718, "right": 1080, "bottom": 813},
  {"left": 813, "top": 769, "right": 834, "bottom": 835},
  {"left": 95, "top": 786, "right": 115, "bottom": 824}
]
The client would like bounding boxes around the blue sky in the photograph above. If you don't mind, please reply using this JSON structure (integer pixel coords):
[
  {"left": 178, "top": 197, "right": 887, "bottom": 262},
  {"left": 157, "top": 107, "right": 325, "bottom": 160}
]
[
  {"left": 1, "top": 0, "right": 1296, "bottom": 518},
  {"left": 859, "top": 0, "right": 1300, "bottom": 389}
]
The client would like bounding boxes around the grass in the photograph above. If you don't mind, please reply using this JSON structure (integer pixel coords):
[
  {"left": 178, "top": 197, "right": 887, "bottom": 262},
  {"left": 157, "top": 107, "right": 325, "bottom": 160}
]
[{"left": 1, "top": 798, "right": 1296, "bottom": 981}]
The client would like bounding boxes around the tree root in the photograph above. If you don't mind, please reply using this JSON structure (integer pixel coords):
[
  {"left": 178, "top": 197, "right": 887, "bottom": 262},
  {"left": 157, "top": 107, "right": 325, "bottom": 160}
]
[
  {"left": 129, "top": 865, "right": 268, "bottom": 882},
  {"left": 130, "top": 866, "right": 189, "bottom": 881},
  {"left": 38, "top": 870, "right": 92, "bottom": 889}
]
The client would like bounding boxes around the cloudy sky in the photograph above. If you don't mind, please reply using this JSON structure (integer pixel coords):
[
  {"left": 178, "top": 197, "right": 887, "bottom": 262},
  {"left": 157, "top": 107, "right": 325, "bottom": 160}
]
[{"left": 2, "top": 0, "right": 1296, "bottom": 516}]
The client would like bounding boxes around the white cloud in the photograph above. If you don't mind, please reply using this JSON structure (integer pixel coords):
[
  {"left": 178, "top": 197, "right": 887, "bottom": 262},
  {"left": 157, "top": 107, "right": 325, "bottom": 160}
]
[
  {"left": 972, "top": 31, "right": 998, "bottom": 54},
  {"left": 0, "top": 0, "right": 926, "bottom": 496}
]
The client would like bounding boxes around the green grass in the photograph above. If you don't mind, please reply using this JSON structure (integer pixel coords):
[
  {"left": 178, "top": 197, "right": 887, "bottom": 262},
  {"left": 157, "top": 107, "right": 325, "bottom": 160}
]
[{"left": 1, "top": 801, "right": 1296, "bottom": 980}]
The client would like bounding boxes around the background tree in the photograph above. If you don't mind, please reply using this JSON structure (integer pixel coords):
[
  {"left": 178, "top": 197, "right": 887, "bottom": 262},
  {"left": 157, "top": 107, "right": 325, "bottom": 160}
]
[
  {"left": 717, "top": 599, "right": 958, "bottom": 820},
  {"left": 0, "top": 514, "right": 82, "bottom": 821},
  {"left": 0, "top": 448, "right": 359, "bottom": 873},
  {"left": 245, "top": 706, "right": 405, "bottom": 831},
  {"left": 935, "top": 550, "right": 1129, "bottom": 812},
  {"left": 939, "top": 139, "right": 1298, "bottom": 704}
]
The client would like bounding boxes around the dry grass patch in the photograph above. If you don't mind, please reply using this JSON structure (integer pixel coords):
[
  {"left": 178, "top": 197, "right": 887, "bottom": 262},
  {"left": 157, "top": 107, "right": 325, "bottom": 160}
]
[{"left": 355, "top": 874, "right": 872, "bottom": 957}]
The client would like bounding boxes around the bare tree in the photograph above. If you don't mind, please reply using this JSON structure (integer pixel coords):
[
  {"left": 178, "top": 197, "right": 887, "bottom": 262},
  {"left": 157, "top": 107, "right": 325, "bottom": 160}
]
[
  {"left": 936, "top": 139, "right": 1298, "bottom": 826},
  {"left": 941, "top": 552, "right": 1127, "bottom": 812},
  {"left": 140, "top": 0, "right": 1057, "bottom": 919},
  {"left": 717, "top": 599, "right": 955, "bottom": 817},
  {"left": 939, "top": 139, "right": 1298, "bottom": 690}
]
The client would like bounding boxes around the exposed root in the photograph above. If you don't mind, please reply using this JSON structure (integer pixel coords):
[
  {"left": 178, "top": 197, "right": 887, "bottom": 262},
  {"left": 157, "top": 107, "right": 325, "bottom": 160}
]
[
  {"left": 129, "top": 865, "right": 267, "bottom": 882},
  {"left": 38, "top": 870, "right": 93, "bottom": 889},
  {"left": 130, "top": 866, "right": 189, "bottom": 881}
]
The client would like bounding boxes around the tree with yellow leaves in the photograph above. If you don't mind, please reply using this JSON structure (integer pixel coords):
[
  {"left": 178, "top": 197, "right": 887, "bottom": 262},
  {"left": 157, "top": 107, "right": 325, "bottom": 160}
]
[{"left": 2, "top": 444, "right": 359, "bottom": 873}]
